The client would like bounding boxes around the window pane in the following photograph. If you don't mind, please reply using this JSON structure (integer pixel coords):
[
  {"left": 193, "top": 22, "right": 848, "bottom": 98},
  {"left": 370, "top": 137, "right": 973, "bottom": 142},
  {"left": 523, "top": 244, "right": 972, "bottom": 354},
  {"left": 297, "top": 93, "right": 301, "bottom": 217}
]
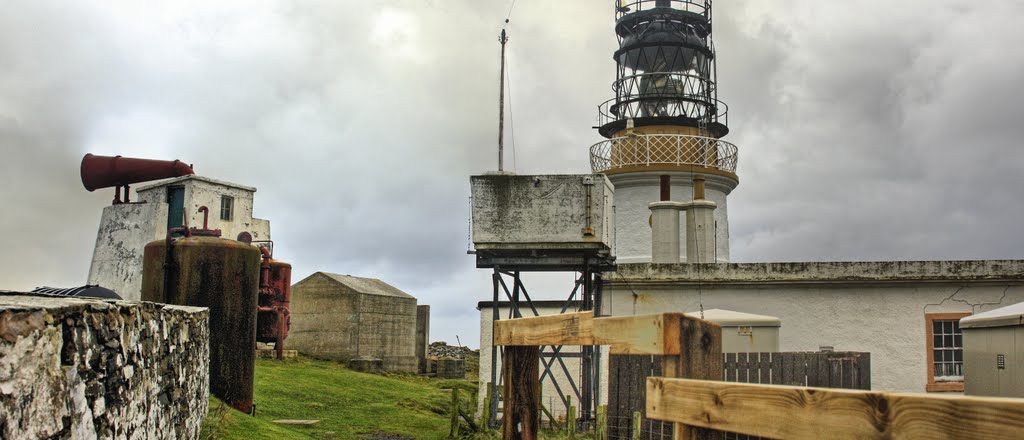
[
  {"left": 933, "top": 321, "right": 942, "bottom": 334},
  {"left": 933, "top": 335, "right": 942, "bottom": 347},
  {"left": 954, "top": 350, "right": 963, "bottom": 361},
  {"left": 955, "top": 364, "right": 963, "bottom": 376},
  {"left": 943, "top": 321, "right": 953, "bottom": 333},
  {"left": 954, "top": 335, "right": 962, "bottom": 347},
  {"left": 944, "top": 335, "right": 953, "bottom": 347},
  {"left": 953, "top": 321, "right": 960, "bottom": 332},
  {"left": 934, "top": 363, "right": 942, "bottom": 375}
]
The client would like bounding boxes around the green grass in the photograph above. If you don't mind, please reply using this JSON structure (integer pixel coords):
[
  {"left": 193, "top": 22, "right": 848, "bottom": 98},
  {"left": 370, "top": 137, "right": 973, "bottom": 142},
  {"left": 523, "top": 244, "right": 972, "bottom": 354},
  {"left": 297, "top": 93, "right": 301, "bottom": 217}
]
[
  {"left": 200, "top": 354, "right": 587, "bottom": 440},
  {"left": 201, "top": 357, "right": 476, "bottom": 440}
]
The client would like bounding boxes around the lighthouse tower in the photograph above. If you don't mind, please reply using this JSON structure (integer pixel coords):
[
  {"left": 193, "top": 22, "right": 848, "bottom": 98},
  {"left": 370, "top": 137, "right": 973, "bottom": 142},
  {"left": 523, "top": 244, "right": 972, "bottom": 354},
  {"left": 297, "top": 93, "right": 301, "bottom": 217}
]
[{"left": 590, "top": 0, "right": 737, "bottom": 262}]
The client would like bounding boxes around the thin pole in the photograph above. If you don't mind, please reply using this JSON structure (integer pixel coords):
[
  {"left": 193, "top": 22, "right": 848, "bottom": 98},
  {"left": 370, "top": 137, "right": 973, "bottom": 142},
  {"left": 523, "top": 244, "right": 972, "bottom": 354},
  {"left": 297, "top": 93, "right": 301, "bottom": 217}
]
[{"left": 498, "top": 28, "right": 508, "bottom": 172}]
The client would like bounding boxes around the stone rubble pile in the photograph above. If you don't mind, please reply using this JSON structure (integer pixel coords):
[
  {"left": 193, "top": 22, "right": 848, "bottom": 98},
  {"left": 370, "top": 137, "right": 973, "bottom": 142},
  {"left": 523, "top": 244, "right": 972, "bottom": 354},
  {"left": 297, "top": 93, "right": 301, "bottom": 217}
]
[{"left": 428, "top": 341, "right": 473, "bottom": 359}]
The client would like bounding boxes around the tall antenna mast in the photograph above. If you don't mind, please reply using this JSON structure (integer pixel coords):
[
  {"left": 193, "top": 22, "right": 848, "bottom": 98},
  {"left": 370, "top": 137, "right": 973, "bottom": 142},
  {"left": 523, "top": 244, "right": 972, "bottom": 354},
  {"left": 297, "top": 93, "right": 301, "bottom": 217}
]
[{"left": 497, "top": 25, "right": 508, "bottom": 172}]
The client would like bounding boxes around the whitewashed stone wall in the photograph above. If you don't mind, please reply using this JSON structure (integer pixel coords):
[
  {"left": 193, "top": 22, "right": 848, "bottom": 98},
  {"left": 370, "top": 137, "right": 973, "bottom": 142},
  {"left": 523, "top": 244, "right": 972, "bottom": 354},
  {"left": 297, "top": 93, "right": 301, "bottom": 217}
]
[
  {"left": 475, "top": 260, "right": 1024, "bottom": 417},
  {"left": 87, "top": 203, "right": 169, "bottom": 301},
  {"left": 0, "top": 293, "right": 209, "bottom": 439},
  {"left": 136, "top": 176, "right": 271, "bottom": 243},
  {"left": 603, "top": 261, "right": 1024, "bottom": 393}
]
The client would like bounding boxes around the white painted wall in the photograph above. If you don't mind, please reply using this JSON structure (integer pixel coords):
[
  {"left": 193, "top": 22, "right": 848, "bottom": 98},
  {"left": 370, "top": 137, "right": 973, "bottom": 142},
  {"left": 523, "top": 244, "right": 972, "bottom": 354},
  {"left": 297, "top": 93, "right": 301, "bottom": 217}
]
[
  {"left": 136, "top": 176, "right": 271, "bottom": 242},
  {"left": 609, "top": 171, "right": 735, "bottom": 263},
  {"left": 601, "top": 262, "right": 1024, "bottom": 393},
  {"left": 476, "top": 261, "right": 1024, "bottom": 416},
  {"left": 87, "top": 203, "right": 168, "bottom": 300}
]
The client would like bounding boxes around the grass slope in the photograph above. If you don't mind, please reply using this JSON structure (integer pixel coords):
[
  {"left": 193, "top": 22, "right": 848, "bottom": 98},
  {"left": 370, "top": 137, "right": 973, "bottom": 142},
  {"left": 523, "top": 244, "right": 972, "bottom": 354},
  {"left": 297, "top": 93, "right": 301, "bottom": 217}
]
[{"left": 202, "top": 357, "right": 476, "bottom": 440}]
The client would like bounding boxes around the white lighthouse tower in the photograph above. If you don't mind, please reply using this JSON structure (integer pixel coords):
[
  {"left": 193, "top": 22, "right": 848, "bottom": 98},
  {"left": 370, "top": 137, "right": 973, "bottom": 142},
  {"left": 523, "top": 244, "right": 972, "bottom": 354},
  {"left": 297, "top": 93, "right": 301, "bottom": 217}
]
[{"left": 589, "top": 0, "right": 738, "bottom": 263}]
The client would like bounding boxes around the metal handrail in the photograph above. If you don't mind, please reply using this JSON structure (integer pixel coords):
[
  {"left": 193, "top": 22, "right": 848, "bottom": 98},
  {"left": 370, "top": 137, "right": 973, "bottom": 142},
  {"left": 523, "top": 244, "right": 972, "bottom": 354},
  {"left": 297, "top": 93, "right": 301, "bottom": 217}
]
[
  {"left": 615, "top": 0, "right": 711, "bottom": 19},
  {"left": 589, "top": 133, "right": 737, "bottom": 174}
]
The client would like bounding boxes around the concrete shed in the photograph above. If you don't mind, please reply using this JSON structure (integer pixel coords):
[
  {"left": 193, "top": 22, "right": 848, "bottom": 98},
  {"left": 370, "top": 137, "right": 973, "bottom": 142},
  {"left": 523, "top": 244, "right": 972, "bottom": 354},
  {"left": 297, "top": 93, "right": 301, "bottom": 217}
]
[
  {"left": 961, "top": 302, "right": 1024, "bottom": 397},
  {"left": 686, "top": 308, "right": 781, "bottom": 353},
  {"left": 289, "top": 272, "right": 419, "bottom": 372}
]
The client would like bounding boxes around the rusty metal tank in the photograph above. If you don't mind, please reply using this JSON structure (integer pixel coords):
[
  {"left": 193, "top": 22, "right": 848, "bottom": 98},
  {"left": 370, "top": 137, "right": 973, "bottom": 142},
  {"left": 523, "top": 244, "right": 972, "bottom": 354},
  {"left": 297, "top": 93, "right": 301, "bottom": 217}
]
[
  {"left": 140, "top": 214, "right": 260, "bottom": 414},
  {"left": 255, "top": 245, "right": 292, "bottom": 356}
]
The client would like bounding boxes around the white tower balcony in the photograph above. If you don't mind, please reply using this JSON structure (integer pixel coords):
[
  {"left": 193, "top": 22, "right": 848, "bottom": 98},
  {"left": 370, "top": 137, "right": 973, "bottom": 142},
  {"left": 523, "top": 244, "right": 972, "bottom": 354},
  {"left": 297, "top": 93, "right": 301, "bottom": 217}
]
[{"left": 589, "top": 133, "right": 739, "bottom": 263}]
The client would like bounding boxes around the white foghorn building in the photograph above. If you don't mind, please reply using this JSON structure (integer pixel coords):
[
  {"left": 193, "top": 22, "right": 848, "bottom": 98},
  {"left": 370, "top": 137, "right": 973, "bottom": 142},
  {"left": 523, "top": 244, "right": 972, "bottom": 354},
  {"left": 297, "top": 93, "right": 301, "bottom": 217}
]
[{"left": 87, "top": 175, "right": 271, "bottom": 300}]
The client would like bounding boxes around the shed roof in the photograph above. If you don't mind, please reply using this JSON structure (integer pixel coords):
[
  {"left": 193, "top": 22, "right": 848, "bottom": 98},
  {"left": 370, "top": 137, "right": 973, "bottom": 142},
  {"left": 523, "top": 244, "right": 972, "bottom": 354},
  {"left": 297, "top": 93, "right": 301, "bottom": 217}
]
[
  {"left": 315, "top": 272, "right": 415, "bottom": 300},
  {"left": 960, "top": 302, "right": 1024, "bottom": 329},
  {"left": 684, "top": 308, "right": 781, "bottom": 327},
  {"left": 136, "top": 174, "right": 257, "bottom": 193}
]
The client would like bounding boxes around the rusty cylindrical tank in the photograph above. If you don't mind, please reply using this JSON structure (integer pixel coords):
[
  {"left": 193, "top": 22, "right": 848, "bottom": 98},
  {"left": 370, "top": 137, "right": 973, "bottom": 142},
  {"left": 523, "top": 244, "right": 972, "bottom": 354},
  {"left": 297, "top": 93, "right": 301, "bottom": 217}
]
[
  {"left": 256, "top": 246, "right": 292, "bottom": 348},
  {"left": 141, "top": 227, "right": 260, "bottom": 414}
]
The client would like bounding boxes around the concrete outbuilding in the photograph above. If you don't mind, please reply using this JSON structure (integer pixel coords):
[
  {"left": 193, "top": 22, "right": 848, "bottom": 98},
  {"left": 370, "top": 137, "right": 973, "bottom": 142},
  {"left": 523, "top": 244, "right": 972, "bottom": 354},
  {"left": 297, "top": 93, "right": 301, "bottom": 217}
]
[
  {"left": 289, "top": 272, "right": 421, "bottom": 373},
  {"left": 686, "top": 308, "right": 781, "bottom": 353},
  {"left": 961, "top": 302, "right": 1024, "bottom": 397}
]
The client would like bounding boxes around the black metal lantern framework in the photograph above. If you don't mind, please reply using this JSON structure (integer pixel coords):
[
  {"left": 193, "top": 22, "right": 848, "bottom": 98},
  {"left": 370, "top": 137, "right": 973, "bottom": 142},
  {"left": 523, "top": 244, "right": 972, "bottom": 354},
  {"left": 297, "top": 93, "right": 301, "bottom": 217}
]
[{"left": 598, "top": 0, "right": 729, "bottom": 139}]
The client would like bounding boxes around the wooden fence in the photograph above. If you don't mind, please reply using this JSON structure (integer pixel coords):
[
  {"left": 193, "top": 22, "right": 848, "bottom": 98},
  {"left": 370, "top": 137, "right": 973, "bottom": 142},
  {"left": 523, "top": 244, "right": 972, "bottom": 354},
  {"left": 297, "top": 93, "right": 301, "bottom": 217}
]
[
  {"left": 723, "top": 351, "right": 870, "bottom": 389},
  {"left": 495, "top": 311, "right": 721, "bottom": 440},
  {"left": 496, "top": 311, "right": 1024, "bottom": 439},
  {"left": 608, "top": 351, "right": 870, "bottom": 439},
  {"left": 646, "top": 378, "right": 1024, "bottom": 439}
]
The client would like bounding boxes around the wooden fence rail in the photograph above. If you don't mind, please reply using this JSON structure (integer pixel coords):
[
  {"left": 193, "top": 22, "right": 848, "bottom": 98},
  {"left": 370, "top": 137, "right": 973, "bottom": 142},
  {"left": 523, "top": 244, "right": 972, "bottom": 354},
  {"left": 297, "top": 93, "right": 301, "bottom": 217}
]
[
  {"left": 646, "top": 378, "right": 1024, "bottom": 440},
  {"left": 496, "top": 311, "right": 722, "bottom": 440}
]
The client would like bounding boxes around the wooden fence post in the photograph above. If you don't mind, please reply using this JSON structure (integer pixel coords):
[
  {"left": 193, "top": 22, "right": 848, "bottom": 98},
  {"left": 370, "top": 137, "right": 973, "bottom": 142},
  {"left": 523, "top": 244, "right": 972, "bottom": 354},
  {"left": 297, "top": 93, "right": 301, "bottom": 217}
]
[
  {"left": 481, "top": 382, "right": 493, "bottom": 430},
  {"left": 632, "top": 410, "right": 641, "bottom": 440},
  {"left": 568, "top": 404, "right": 577, "bottom": 439},
  {"left": 662, "top": 315, "right": 723, "bottom": 440},
  {"left": 596, "top": 405, "right": 607, "bottom": 440},
  {"left": 503, "top": 346, "right": 539, "bottom": 440},
  {"left": 450, "top": 387, "right": 459, "bottom": 438}
]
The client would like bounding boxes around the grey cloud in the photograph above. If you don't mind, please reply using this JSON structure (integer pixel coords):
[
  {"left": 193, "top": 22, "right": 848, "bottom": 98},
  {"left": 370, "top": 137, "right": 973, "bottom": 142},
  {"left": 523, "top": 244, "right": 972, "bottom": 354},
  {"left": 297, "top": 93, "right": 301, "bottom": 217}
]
[{"left": 3, "top": 1, "right": 1024, "bottom": 347}]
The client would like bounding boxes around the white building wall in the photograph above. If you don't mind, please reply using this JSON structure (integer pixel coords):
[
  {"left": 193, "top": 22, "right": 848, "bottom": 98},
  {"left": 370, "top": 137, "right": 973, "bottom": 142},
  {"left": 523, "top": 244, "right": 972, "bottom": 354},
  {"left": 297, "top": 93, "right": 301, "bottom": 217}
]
[
  {"left": 136, "top": 177, "right": 271, "bottom": 242},
  {"left": 477, "top": 261, "right": 1024, "bottom": 413},
  {"left": 87, "top": 203, "right": 168, "bottom": 301},
  {"left": 609, "top": 171, "right": 735, "bottom": 263},
  {"left": 601, "top": 283, "right": 1024, "bottom": 393}
]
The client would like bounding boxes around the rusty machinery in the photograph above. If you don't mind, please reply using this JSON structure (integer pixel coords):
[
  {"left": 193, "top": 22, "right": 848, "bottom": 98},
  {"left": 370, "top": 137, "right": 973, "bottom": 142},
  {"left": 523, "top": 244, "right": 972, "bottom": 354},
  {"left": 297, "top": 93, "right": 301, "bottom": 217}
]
[
  {"left": 252, "top": 241, "right": 292, "bottom": 360},
  {"left": 81, "top": 153, "right": 292, "bottom": 414},
  {"left": 141, "top": 206, "right": 261, "bottom": 414}
]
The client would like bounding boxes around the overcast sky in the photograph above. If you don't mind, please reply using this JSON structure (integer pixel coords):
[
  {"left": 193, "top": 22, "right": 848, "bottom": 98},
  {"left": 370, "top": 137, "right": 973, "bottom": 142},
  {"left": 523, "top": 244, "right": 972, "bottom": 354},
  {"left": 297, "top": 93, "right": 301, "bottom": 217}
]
[{"left": 3, "top": 1, "right": 1023, "bottom": 348}]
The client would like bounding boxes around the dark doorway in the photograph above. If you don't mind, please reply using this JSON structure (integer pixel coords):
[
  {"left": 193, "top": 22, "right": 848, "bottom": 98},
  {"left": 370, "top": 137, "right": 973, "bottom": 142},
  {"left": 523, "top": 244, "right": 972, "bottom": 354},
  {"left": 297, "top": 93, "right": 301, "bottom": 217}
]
[{"left": 167, "top": 186, "right": 185, "bottom": 230}]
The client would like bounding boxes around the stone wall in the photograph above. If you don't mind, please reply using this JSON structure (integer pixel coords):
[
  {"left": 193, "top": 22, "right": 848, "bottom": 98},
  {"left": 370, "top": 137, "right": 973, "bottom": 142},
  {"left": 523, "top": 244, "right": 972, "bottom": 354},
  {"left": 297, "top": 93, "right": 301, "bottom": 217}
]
[{"left": 0, "top": 293, "right": 209, "bottom": 439}]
